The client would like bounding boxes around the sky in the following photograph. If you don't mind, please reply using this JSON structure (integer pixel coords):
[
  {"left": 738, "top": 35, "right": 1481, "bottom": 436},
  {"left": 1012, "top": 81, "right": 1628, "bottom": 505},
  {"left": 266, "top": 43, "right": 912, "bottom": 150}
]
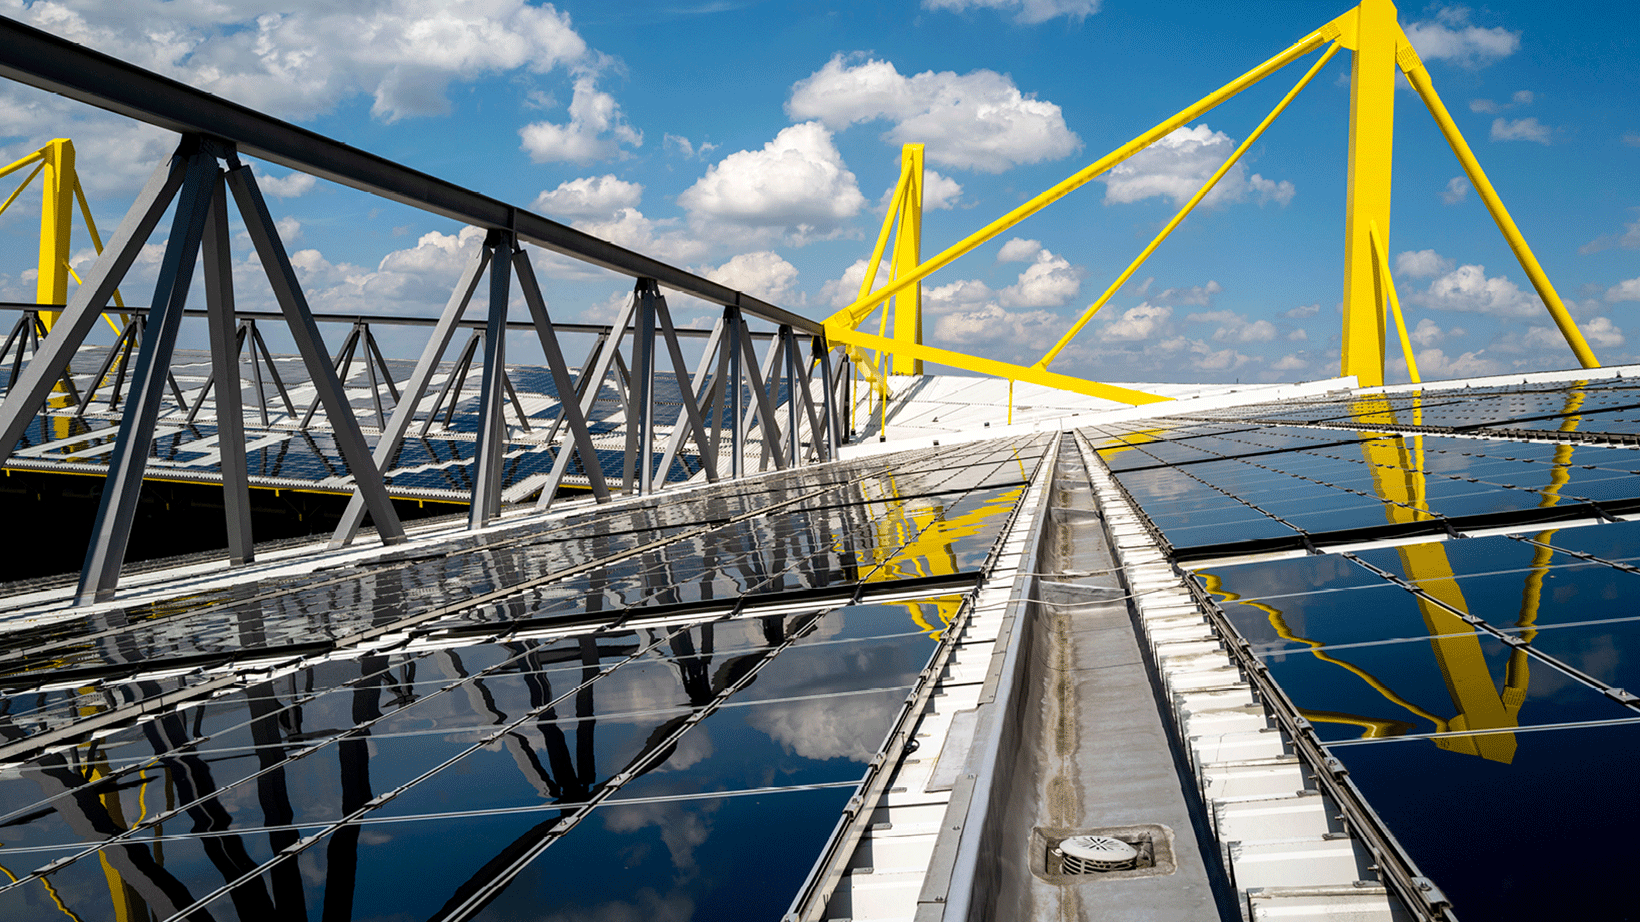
[{"left": 0, "top": 0, "right": 1636, "bottom": 386}]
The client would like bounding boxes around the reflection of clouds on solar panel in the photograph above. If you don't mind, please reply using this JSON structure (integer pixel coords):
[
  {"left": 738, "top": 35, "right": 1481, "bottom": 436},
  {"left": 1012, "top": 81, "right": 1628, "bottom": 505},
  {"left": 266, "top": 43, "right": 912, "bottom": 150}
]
[
  {"left": 538, "top": 884, "right": 696, "bottom": 922},
  {"left": 601, "top": 800, "right": 721, "bottom": 873},
  {"left": 1130, "top": 467, "right": 1196, "bottom": 502},
  {"left": 747, "top": 687, "right": 905, "bottom": 762},
  {"left": 653, "top": 725, "right": 716, "bottom": 773}
]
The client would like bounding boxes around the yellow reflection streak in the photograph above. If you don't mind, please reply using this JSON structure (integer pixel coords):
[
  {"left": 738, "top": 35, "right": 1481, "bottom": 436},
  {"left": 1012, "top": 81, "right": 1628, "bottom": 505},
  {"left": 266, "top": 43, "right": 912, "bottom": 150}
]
[
  {"left": 1201, "top": 572, "right": 1442, "bottom": 735},
  {"left": 858, "top": 476, "right": 1023, "bottom": 639},
  {"left": 1354, "top": 394, "right": 1524, "bottom": 762}
]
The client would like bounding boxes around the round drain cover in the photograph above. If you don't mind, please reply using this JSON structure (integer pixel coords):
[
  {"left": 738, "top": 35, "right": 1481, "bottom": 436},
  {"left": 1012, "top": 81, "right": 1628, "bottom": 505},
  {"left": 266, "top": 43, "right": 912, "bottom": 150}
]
[{"left": 1058, "top": 835, "right": 1138, "bottom": 873}]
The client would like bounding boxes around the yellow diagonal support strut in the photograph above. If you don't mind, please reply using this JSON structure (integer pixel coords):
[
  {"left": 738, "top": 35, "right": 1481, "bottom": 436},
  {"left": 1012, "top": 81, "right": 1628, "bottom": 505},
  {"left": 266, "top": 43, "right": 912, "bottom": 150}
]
[
  {"left": 826, "top": 325, "right": 1169, "bottom": 405},
  {"left": 1397, "top": 37, "right": 1598, "bottom": 369},
  {"left": 1369, "top": 220, "right": 1420, "bottom": 384},
  {"left": 823, "top": 17, "right": 1342, "bottom": 333},
  {"left": 1036, "top": 40, "right": 1343, "bottom": 371}
]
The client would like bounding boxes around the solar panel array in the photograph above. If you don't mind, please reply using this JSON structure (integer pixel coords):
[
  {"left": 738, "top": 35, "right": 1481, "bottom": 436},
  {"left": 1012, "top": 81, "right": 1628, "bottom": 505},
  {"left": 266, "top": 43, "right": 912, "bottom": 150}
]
[
  {"left": 0, "top": 435, "right": 1047, "bottom": 921},
  {"left": 1091, "top": 377, "right": 1640, "bottom": 918},
  {"left": 4, "top": 342, "right": 805, "bottom": 500}
]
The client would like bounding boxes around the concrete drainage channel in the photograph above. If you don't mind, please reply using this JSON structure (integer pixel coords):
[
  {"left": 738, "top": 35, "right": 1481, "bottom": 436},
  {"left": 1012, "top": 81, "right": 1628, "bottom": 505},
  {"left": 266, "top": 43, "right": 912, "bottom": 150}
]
[{"left": 1071, "top": 429, "right": 1417, "bottom": 922}]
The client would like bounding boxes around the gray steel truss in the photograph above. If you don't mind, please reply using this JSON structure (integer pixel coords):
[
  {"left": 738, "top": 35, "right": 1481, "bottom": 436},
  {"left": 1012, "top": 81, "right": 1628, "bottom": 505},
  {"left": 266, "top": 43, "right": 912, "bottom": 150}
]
[{"left": 0, "top": 16, "right": 855, "bottom": 600}]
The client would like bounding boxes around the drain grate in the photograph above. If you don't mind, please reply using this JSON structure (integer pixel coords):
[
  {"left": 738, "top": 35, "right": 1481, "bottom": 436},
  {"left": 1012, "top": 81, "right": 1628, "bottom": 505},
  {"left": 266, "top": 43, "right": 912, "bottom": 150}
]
[
  {"left": 1032, "top": 824, "right": 1175, "bottom": 883},
  {"left": 1054, "top": 834, "right": 1141, "bottom": 874}
]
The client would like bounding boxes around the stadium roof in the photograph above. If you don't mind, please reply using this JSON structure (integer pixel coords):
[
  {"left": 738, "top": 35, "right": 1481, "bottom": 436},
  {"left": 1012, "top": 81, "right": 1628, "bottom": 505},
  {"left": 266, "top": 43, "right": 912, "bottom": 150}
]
[{"left": 2, "top": 365, "right": 1636, "bottom": 920}]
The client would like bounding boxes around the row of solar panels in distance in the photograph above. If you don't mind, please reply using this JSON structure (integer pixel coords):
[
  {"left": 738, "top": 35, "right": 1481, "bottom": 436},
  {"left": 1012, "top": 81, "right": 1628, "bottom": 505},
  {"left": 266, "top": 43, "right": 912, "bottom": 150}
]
[{"left": 1089, "top": 421, "right": 1640, "bottom": 550}]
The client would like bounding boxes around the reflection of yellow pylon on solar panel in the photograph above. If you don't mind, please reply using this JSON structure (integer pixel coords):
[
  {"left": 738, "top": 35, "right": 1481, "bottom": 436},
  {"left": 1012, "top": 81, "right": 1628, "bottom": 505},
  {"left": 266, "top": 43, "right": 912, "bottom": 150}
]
[
  {"left": 823, "top": 0, "right": 1598, "bottom": 404},
  {"left": 1201, "top": 385, "right": 1594, "bottom": 764},
  {"left": 860, "top": 483, "right": 1024, "bottom": 639}
]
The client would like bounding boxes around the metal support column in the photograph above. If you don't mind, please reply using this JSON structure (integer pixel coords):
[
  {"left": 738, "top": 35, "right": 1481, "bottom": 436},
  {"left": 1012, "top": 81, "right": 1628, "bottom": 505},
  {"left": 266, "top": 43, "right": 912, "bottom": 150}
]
[
  {"left": 627, "top": 280, "right": 657, "bottom": 496},
  {"left": 511, "top": 246, "right": 610, "bottom": 502},
  {"left": 783, "top": 326, "right": 800, "bottom": 465},
  {"left": 470, "top": 231, "right": 512, "bottom": 529},
  {"left": 1339, "top": 0, "right": 1398, "bottom": 386},
  {"left": 818, "top": 339, "right": 836, "bottom": 459},
  {"left": 650, "top": 295, "right": 719, "bottom": 485},
  {"left": 654, "top": 316, "right": 727, "bottom": 484},
  {"left": 201, "top": 170, "right": 253, "bottom": 565},
  {"left": 536, "top": 292, "right": 637, "bottom": 509},
  {"left": 76, "top": 146, "right": 218, "bottom": 605},
  {"left": 726, "top": 306, "right": 744, "bottom": 480}
]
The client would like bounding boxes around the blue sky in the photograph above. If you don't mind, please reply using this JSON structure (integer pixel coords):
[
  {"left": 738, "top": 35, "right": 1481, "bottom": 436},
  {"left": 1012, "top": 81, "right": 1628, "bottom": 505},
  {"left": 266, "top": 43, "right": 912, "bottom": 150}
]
[{"left": 1, "top": 0, "right": 1636, "bottom": 385}]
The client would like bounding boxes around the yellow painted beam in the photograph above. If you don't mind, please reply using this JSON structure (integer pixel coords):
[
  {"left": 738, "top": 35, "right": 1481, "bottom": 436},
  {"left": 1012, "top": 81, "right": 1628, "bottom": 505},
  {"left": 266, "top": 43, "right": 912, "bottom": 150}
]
[
  {"left": 36, "top": 139, "right": 75, "bottom": 331},
  {"left": 891, "top": 144, "right": 924, "bottom": 376},
  {"left": 824, "top": 323, "right": 1170, "bottom": 405},
  {"left": 1339, "top": 0, "right": 1398, "bottom": 387},
  {"left": 1398, "top": 37, "right": 1599, "bottom": 369}
]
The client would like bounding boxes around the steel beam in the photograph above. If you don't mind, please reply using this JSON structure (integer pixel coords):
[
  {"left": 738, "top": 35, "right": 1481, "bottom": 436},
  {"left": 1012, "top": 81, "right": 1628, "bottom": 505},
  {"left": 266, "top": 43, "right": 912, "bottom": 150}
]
[
  {"left": 655, "top": 315, "right": 726, "bottom": 485},
  {"left": 631, "top": 281, "right": 657, "bottom": 496},
  {"left": 0, "top": 16, "right": 816, "bottom": 335},
  {"left": 510, "top": 247, "right": 609, "bottom": 502},
  {"left": 536, "top": 293, "right": 637, "bottom": 509},
  {"left": 331, "top": 246, "right": 490, "bottom": 547},
  {"left": 726, "top": 307, "right": 744, "bottom": 479},
  {"left": 740, "top": 324, "right": 788, "bottom": 472},
  {"left": 651, "top": 296, "right": 719, "bottom": 483}
]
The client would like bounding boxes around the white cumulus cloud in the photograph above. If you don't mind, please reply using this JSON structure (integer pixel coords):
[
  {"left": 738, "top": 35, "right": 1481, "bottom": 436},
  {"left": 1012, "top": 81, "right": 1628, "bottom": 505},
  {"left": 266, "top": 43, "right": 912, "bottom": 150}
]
[
  {"left": 1469, "top": 90, "right": 1534, "bottom": 114},
  {"left": 1490, "top": 117, "right": 1551, "bottom": 145},
  {"left": 999, "top": 246, "right": 1083, "bottom": 308},
  {"left": 921, "top": 0, "right": 1101, "bottom": 24},
  {"left": 572, "top": 207, "right": 706, "bottom": 264},
  {"left": 1101, "top": 303, "right": 1172, "bottom": 341},
  {"left": 787, "top": 54, "right": 1080, "bottom": 173},
  {"left": 1395, "top": 249, "right": 1455, "bottom": 279},
  {"left": 1606, "top": 277, "right": 1640, "bottom": 303},
  {"left": 1404, "top": 7, "right": 1520, "bottom": 69},
  {"left": 1580, "top": 316, "right": 1625, "bottom": 348},
  {"left": 257, "top": 171, "right": 317, "bottom": 198},
  {"left": 678, "top": 122, "right": 865, "bottom": 244},
  {"left": 695, "top": 251, "right": 802, "bottom": 305},
  {"left": 1154, "top": 280, "right": 1223, "bottom": 306},
  {"left": 532, "top": 174, "right": 643, "bottom": 219},
  {"left": 1416, "top": 348, "right": 1500, "bottom": 378},
  {"left": 8, "top": 0, "right": 594, "bottom": 122},
  {"left": 1100, "top": 125, "right": 1293, "bottom": 207},
  {"left": 820, "top": 257, "right": 892, "bottom": 309},
  {"left": 1410, "top": 318, "right": 1465, "bottom": 347},
  {"left": 519, "top": 76, "right": 642, "bottom": 163},
  {"left": 1580, "top": 215, "right": 1640, "bottom": 255},
  {"left": 1440, "top": 176, "right": 1470, "bottom": 205},
  {"left": 997, "top": 238, "right": 1043, "bottom": 263},
  {"left": 1409, "top": 262, "right": 1542, "bottom": 318}
]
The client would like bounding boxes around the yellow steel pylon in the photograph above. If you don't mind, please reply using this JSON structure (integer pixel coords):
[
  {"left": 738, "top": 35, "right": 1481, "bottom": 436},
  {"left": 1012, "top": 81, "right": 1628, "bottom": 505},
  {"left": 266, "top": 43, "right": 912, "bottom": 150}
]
[
  {"left": 0, "top": 137, "right": 126, "bottom": 331},
  {"left": 822, "top": 0, "right": 1598, "bottom": 398}
]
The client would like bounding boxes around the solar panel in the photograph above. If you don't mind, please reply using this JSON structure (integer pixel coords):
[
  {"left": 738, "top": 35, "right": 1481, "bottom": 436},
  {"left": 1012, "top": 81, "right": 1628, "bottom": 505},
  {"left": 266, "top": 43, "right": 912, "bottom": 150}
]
[{"left": 0, "top": 435, "right": 1047, "bottom": 920}]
